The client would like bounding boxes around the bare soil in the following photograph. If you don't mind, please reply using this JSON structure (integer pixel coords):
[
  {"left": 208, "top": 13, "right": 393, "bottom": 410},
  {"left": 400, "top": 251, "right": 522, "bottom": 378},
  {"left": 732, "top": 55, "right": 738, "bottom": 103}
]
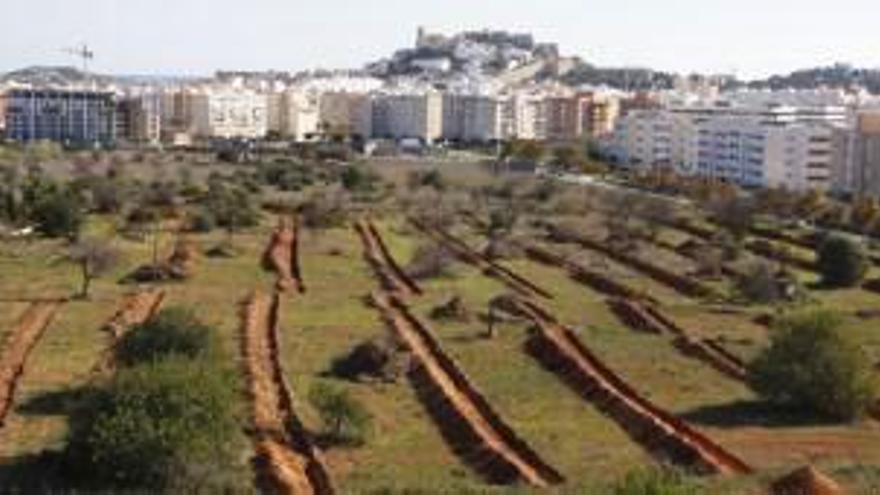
[
  {"left": 240, "top": 291, "right": 333, "bottom": 495},
  {"left": 0, "top": 301, "right": 63, "bottom": 428}
]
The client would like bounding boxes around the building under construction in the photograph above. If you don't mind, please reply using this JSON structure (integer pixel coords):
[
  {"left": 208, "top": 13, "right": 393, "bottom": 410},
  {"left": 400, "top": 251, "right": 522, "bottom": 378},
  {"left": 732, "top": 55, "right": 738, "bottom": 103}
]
[{"left": 3, "top": 88, "right": 116, "bottom": 147}]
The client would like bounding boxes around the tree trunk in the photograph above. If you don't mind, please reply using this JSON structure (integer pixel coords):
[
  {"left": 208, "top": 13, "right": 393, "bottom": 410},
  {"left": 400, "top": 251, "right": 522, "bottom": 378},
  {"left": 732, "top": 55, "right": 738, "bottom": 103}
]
[{"left": 79, "top": 262, "right": 92, "bottom": 299}]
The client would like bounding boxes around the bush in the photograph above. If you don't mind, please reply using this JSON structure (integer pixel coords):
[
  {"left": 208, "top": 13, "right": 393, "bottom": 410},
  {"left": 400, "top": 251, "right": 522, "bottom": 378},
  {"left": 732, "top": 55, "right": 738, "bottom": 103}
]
[
  {"left": 748, "top": 312, "right": 878, "bottom": 421},
  {"left": 308, "top": 383, "right": 372, "bottom": 446},
  {"left": 407, "top": 169, "right": 446, "bottom": 192},
  {"left": 205, "top": 184, "right": 260, "bottom": 231},
  {"left": 340, "top": 165, "right": 380, "bottom": 193},
  {"left": 299, "top": 192, "right": 350, "bottom": 229},
  {"left": 33, "top": 190, "right": 83, "bottom": 238},
  {"left": 186, "top": 209, "right": 216, "bottom": 233},
  {"left": 736, "top": 262, "right": 784, "bottom": 304},
  {"left": 817, "top": 236, "right": 868, "bottom": 288},
  {"left": 115, "top": 308, "right": 214, "bottom": 367},
  {"left": 327, "top": 338, "right": 406, "bottom": 383},
  {"left": 67, "top": 359, "right": 244, "bottom": 491},
  {"left": 405, "top": 244, "right": 455, "bottom": 280}
]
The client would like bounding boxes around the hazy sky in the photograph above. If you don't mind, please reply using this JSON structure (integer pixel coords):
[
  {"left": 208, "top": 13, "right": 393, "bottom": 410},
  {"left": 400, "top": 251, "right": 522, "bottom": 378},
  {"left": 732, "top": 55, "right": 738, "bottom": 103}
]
[{"left": 2, "top": 0, "right": 878, "bottom": 78}]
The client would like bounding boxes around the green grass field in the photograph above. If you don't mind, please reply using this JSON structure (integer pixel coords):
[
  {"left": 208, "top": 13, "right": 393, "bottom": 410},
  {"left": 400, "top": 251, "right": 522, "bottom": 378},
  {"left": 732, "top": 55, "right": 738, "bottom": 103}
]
[{"left": 1, "top": 192, "right": 880, "bottom": 492}]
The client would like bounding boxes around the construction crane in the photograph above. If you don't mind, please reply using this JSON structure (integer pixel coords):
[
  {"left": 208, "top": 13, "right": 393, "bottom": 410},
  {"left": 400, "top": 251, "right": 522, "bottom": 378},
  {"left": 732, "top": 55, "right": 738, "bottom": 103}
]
[
  {"left": 61, "top": 43, "right": 94, "bottom": 73},
  {"left": 60, "top": 43, "right": 97, "bottom": 146}
]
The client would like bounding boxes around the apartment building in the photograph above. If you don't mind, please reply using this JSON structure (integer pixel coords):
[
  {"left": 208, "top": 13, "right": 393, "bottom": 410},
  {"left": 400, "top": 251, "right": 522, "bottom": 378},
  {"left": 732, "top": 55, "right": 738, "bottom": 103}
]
[
  {"left": 837, "top": 112, "right": 880, "bottom": 196},
  {"left": 610, "top": 102, "right": 846, "bottom": 191},
  {"left": 500, "top": 91, "right": 546, "bottom": 140},
  {"left": 371, "top": 91, "right": 443, "bottom": 143},
  {"left": 115, "top": 93, "right": 162, "bottom": 144},
  {"left": 189, "top": 88, "right": 268, "bottom": 139},
  {"left": 318, "top": 92, "right": 372, "bottom": 140},
  {"left": 442, "top": 93, "right": 502, "bottom": 142},
  {"left": 3, "top": 88, "right": 116, "bottom": 146},
  {"left": 580, "top": 92, "right": 620, "bottom": 137},
  {"left": 267, "top": 90, "right": 319, "bottom": 141},
  {"left": 0, "top": 91, "right": 7, "bottom": 135}
]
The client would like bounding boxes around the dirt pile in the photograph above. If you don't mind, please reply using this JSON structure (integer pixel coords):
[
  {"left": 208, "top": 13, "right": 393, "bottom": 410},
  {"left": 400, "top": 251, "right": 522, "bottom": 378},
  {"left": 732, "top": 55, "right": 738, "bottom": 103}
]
[
  {"left": 263, "top": 219, "right": 297, "bottom": 292},
  {"left": 102, "top": 289, "right": 167, "bottom": 339},
  {"left": 0, "top": 301, "right": 63, "bottom": 427},
  {"left": 166, "top": 238, "right": 198, "bottom": 278},
  {"left": 92, "top": 289, "right": 166, "bottom": 374},
  {"left": 123, "top": 237, "right": 200, "bottom": 284},
  {"left": 770, "top": 465, "right": 843, "bottom": 495}
]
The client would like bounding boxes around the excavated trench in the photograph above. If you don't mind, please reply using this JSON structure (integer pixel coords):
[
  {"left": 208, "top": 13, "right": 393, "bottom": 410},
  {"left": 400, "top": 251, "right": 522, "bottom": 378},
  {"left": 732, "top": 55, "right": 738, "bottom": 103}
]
[
  {"left": 609, "top": 298, "right": 748, "bottom": 383},
  {"left": 663, "top": 220, "right": 819, "bottom": 275},
  {"left": 409, "top": 218, "right": 552, "bottom": 300},
  {"left": 547, "top": 224, "right": 716, "bottom": 300},
  {"left": 370, "top": 291, "right": 563, "bottom": 487},
  {"left": 0, "top": 301, "right": 63, "bottom": 428},
  {"left": 524, "top": 243, "right": 659, "bottom": 305},
  {"left": 358, "top": 219, "right": 561, "bottom": 486},
  {"left": 355, "top": 219, "right": 422, "bottom": 297},
  {"left": 513, "top": 298, "right": 752, "bottom": 476},
  {"left": 92, "top": 289, "right": 167, "bottom": 374},
  {"left": 240, "top": 291, "right": 333, "bottom": 495},
  {"left": 102, "top": 289, "right": 167, "bottom": 339},
  {"left": 263, "top": 217, "right": 306, "bottom": 294}
]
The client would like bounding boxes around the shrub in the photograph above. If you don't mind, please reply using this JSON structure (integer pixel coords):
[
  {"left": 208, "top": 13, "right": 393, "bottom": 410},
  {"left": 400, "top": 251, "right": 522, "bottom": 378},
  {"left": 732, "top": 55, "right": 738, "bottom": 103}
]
[
  {"left": 308, "top": 383, "right": 373, "bottom": 446},
  {"left": 66, "top": 359, "right": 244, "bottom": 491},
  {"left": 748, "top": 311, "right": 878, "bottom": 421},
  {"left": 88, "top": 178, "right": 127, "bottom": 214},
  {"left": 407, "top": 169, "right": 446, "bottom": 192},
  {"left": 206, "top": 184, "right": 260, "bottom": 232},
  {"left": 340, "top": 165, "right": 380, "bottom": 193},
  {"left": 186, "top": 209, "right": 216, "bottom": 233},
  {"left": 299, "top": 192, "right": 350, "bottom": 229},
  {"left": 33, "top": 190, "right": 83, "bottom": 239},
  {"left": 817, "top": 236, "right": 868, "bottom": 288},
  {"left": 405, "top": 244, "right": 455, "bottom": 280},
  {"left": 327, "top": 338, "right": 406, "bottom": 383},
  {"left": 115, "top": 308, "right": 214, "bottom": 367},
  {"left": 736, "top": 262, "right": 783, "bottom": 304}
]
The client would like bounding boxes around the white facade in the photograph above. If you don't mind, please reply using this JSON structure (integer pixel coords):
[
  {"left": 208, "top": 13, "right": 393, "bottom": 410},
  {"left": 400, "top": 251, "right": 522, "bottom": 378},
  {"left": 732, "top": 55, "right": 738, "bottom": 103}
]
[
  {"left": 318, "top": 92, "right": 373, "bottom": 139},
  {"left": 500, "top": 92, "right": 546, "bottom": 140},
  {"left": 268, "top": 90, "right": 319, "bottom": 141},
  {"left": 610, "top": 102, "right": 846, "bottom": 191},
  {"left": 190, "top": 88, "right": 268, "bottom": 139},
  {"left": 371, "top": 91, "right": 443, "bottom": 142}
]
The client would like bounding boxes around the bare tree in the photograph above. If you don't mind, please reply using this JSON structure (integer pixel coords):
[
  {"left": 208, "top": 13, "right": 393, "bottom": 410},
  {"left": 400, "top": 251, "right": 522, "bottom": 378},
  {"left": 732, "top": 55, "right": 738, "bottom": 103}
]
[{"left": 68, "top": 238, "right": 120, "bottom": 299}]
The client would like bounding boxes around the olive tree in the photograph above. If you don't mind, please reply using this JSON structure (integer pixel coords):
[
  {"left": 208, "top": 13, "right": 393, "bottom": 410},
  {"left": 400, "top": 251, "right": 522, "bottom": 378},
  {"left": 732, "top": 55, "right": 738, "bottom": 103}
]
[{"left": 68, "top": 238, "right": 120, "bottom": 299}]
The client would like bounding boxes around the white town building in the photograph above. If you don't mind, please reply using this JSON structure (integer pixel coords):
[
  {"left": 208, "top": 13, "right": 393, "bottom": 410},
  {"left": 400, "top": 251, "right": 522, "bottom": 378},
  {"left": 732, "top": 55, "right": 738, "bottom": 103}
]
[{"left": 189, "top": 87, "right": 268, "bottom": 139}]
